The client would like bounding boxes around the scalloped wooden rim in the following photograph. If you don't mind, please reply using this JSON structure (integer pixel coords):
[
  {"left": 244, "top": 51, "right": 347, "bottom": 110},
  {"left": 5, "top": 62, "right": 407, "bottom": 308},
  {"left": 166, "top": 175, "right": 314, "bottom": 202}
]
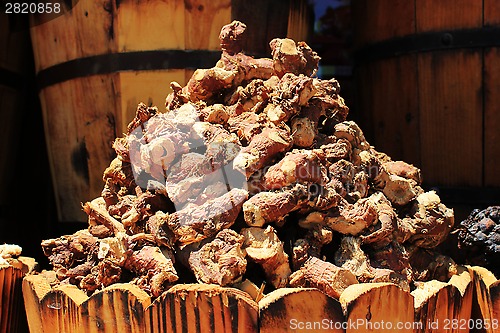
[
  {"left": 23, "top": 267, "right": 485, "bottom": 312},
  {"left": 24, "top": 275, "right": 258, "bottom": 311},
  {"left": 22, "top": 265, "right": 499, "bottom": 332}
]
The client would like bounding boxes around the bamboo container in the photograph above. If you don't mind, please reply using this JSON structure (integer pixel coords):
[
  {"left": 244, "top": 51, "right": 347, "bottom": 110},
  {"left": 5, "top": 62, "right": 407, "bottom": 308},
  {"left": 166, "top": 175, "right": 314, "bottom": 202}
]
[
  {"left": 23, "top": 266, "right": 498, "bottom": 333},
  {"left": 0, "top": 257, "right": 37, "bottom": 333},
  {"left": 29, "top": 0, "right": 312, "bottom": 223}
]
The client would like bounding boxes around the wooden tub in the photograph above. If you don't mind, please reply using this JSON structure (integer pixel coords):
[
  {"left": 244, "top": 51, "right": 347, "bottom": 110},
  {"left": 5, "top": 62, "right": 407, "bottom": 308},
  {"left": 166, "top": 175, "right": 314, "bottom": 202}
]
[{"left": 23, "top": 266, "right": 498, "bottom": 333}]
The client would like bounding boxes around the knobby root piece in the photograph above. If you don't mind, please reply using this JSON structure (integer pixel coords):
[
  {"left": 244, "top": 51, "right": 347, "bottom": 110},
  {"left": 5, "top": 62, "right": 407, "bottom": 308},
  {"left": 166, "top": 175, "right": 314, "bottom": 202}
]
[
  {"left": 382, "top": 174, "right": 419, "bottom": 206},
  {"left": 83, "top": 197, "right": 126, "bottom": 234},
  {"left": 334, "top": 236, "right": 375, "bottom": 282},
  {"left": 402, "top": 191, "right": 454, "bottom": 248},
  {"left": 324, "top": 198, "right": 378, "bottom": 235},
  {"left": 270, "top": 38, "right": 320, "bottom": 77},
  {"left": 371, "top": 268, "right": 410, "bottom": 291},
  {"left": 188, "top": 229, "right": 247, "bottom": 286},
  {"left": 217, "top": 52, "right": 274, "bottom": 86},
  {"left": 241, "top": 226, "right": 291, "bottom": 288},
  {"left": 127, "top": 102, "right": 158, "bottom": 135},
  {"left": 185, "top": 67, "right": 236, "bottom": 102},
  {"left": 333, "top": 121, "right": 369, "bottom": 151},
  {"left": 41, "top": 230, "right": 99, "bottom": 269},
  {"left": 368, "top": 241, "right": 412, "bottom": 283},
  {"left": 243, "top": 184, "right": 308, "bottom": 227},
  {"left": 407, "top": 246, "right": 458, "bottom": 282},
  {"left": 292, "top": 238, "right": 313, "bottom": 270},
  {"left": 167, "top": 188, "right": 248, "bottom": 245},
  {"left": 0, "top": 244, "right": 22, "bottom": 259},
  {"left": 200, "top": 104, "right": 229, "bottom": 124},
  {"left": 291, "top": 117, "right": 316, "bottom": 147},
  {"left": 360, "top": 192, "right": 397, "bottom": 248},
  {"left": 262, "top": 150, "right": 328, "bottom": 190},
  {"left": 233, "top": 126, "right": 292, "bottom": 178},
  {"left": 228, "top": 112, "right": 267, "bottom": 144},
  {"left": 289, "top": 256, "right": 358, "bottom": 299},
  {"left": 318, "top": 137, "right": 352, "bottom": 162},
  {"left": 145, "top": 211, "right": 177, "bottom": 248},
  {"left": 123, "top": 245, "right": 178, "bottom": 297},
  {"left": 219, "top": 20, "right": 246, "bottom": 55},
  {"left": 382, "top": 161, "right": 422, "bottom": 184}
]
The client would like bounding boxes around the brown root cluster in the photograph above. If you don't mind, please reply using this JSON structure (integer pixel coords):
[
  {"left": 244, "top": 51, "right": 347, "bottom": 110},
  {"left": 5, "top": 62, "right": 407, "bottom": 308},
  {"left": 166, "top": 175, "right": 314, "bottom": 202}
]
[{"left": 41, "top": 21, "right": 456, "bottom": 299}]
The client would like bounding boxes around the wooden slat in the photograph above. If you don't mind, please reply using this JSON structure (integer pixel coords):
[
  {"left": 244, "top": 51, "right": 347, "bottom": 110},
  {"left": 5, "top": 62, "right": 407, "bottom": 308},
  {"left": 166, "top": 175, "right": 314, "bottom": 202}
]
[
  {"left": 38, "top": 75, "right": 120, "bottom": 222},
  {"left": 351, "top": 0, "right": 415, "bottom": 47},
  {"left": 231, "top": 0, "right": 289, "bottom": 56},
  {"left": 0, "top": 87, "right": 23, "bottom": 205},
  {"left": 23, "top": 275, "right": 52, "bottom": 333},
  {"left": 449, "top": 267, "right": 474, "bottom": 330},
  {"left": 0, "top": 12, "right": 33, "bottom": 72},
  {"left": 416, "top": 0, "right": 483, "bottom": 33},
  {"left": 145, "top": 283, "right": 258, "bottom": 333},
  {"left": 24, "top": 275, "right": 151, "bottom": 333},
  {"left": 259, "top": 288, "right": 344, "bottom": 333},
  {"left": 185, "top": 0, "right": 231, "bottom": 51},
  {"left": 354, "top": 63, "right": 376, "bottom": 143},
  {"left": 483, "top": 48, "right": 500, "bottom": 186},
  {"left": 287, "top": 0, "right": 312, "bottom": 42},
  {"left": 417, "top": 50, "right": 483, "bottom": 186},
  {"left": 80, "top": 284, "right": 151, "bottom": 333},
  {"left": 412, "top": 281, "right": 468, "bottom": 333},
  {"left": 0, "top": 266, "right": 22, "bottom": 333},
  {"left": 468, "top": 266, "right": 497, "bottom": 333},
  {"left": 340, "top": 283, "right": 414, "bottom": 333},
  {"left": 119, "top": 70, "right": 186, "bottom": 131},
  {"left": 115, "top": 0, "right": 185, "bottom": 52},
  {"left": 30, "top": 0, "right": 116, "bottom": 72},
  {"left": 0, "top": 257, "right": 37, "bottom": 333},
  {"left": 489, "top": 280, "right": 500, "bottom": 321},
  {"left": 484, "top": 0, "right": 500, "bottom": 27},
  {"left": 356, "top": 55, "right": 420, "bottom": 166}
]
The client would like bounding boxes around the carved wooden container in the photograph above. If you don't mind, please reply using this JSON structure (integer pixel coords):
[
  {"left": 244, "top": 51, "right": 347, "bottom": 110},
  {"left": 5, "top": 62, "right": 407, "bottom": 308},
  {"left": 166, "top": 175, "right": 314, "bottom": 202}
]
[{"left": 23, "top": 266, "right": 498, "bottom": 333}]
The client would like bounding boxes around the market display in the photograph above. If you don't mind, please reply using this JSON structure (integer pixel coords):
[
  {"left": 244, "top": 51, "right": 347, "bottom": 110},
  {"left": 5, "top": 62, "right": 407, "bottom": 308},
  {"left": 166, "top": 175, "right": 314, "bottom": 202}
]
[{"left": 40, "top": 21, "right": 458, "bottom": 299}]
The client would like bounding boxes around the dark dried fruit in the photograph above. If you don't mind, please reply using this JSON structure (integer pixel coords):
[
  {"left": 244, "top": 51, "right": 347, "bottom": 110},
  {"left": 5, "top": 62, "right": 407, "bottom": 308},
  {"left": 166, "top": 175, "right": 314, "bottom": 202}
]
[{"left": 455, "top": 206, "right": 500, "bottom": 276}]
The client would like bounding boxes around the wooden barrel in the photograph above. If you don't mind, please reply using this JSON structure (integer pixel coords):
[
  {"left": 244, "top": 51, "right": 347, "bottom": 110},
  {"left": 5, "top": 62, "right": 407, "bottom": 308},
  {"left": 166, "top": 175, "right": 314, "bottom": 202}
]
[
  {"left": 30, "top": 0, "right": 312, "bottom": 223},
  {"left": 352, "top": 0, "right": 500, "bottom": 215}
]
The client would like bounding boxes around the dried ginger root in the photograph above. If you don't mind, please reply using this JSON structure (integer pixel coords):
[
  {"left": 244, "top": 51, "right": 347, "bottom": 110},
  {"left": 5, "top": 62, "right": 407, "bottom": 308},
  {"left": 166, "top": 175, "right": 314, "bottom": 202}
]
[
  {"left": 39, "top": 20, "right": 458, "bottom": 299},
  {"left": 188, "top": 229, "right": 246, "bottom": 286},
  {"left": 167, "top": 188, "right": 248, "bottom": 246},
  {"left": 124, "top": 246, "right": 178, "bottom": 297},
  {"left": 241, "top": 226, "right": 291, "bottom": 288},
  {"left": 289, "top": 256, "right": 358, "bottom": 299}
]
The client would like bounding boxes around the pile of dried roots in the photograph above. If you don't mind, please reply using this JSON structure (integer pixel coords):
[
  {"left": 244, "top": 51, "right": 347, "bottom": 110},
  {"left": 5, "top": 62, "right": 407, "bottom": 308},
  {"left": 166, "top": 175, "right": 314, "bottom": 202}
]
[{"left": 41, "top": 21, "right": 458, "bottom": 299}]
